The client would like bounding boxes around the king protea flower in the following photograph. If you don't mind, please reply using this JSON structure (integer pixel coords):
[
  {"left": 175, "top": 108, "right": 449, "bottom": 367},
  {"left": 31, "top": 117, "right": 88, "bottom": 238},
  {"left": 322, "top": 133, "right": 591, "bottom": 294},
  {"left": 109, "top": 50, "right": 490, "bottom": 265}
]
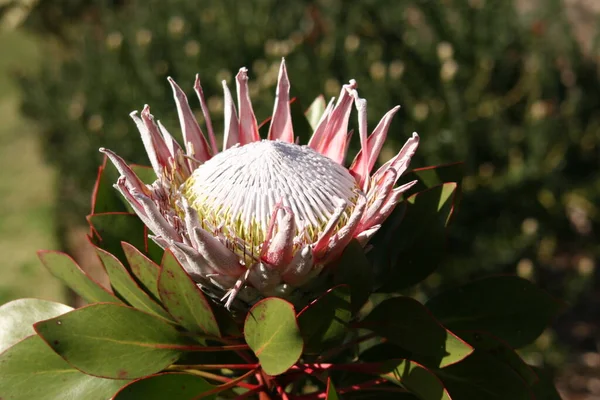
[{"left": 100, "top": 60, "right": 419, "bottom": 308}]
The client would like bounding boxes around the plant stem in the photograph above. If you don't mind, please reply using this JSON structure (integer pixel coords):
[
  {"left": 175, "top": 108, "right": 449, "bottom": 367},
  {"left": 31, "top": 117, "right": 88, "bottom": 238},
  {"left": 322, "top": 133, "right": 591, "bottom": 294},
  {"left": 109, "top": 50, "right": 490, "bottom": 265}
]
[{"left": 170, "top": 363, "right": 260, "bottom": 370}]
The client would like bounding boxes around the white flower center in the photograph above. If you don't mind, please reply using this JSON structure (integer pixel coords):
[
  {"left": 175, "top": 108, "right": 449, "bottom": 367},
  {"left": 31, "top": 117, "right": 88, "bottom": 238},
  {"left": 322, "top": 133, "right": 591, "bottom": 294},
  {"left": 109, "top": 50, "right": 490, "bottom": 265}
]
[{"left": 183, "top": 140, "right": 359, "bottom": 256}]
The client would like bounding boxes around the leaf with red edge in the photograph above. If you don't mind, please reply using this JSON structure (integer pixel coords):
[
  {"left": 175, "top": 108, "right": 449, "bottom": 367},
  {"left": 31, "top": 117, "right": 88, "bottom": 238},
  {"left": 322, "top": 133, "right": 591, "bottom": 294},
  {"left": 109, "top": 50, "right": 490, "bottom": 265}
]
[
  {"left": 244, "top": 298, "right": 303, "bottom": 376},
  {"left": 95, "top": 247, "right": 173, "bottom": 322},
  {"left": 361, "top": 296, "right": 472, "bottom": 368},
  {"left": 379, "top": 359, "right": 452, "bottom": 400},
  {"left": 37, "top": 250, "right": 121, "bottom": 304},
  {"left": 325, "top": 378, "right": 339, "bottom": 400},
  {"left": 122, "top": 242, "right": 161, "bottom": 300},
  {"left": 113, "top": 372, "right": 215, "bottom": 400},
  {"left": 297, "top": 285, "right": 351, "bottom": 354},
  {"left": 0, "top": 299, "right": 72, "bottom": 353},
  {"left": 400, "top": 162, "right": 464, "bottom": 206},
  {"left": 435, "top": 350, "right": 532, "bottom": 400},
  {"left": 460, "top": 331, "right": 537, "bottom": 386},
  {"left": 34, "top": 303, "right": 194, "bottom": 379},
  {"left": 0, "top": 335, "right": 127, "bottom": 400},
  {"left": 158, "top": 251, "right": 221, "bottom": 338}
]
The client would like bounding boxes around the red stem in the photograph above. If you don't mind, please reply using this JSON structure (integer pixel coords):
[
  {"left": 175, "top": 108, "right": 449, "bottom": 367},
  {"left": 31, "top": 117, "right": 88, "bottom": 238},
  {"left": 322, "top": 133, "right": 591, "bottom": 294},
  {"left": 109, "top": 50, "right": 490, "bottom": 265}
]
[
  {"left": 174, "top": 363, "right": 259, "bottom": 370},
  {"left": 292, "top": 377, "right": 391, "bottom": 400}
]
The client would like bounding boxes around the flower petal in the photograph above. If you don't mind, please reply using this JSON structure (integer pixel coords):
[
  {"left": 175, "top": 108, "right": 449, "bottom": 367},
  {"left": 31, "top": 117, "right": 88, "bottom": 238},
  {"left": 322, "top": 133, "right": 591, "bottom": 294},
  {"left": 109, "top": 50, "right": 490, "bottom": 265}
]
[
  {"left": 261, "top": 207, "right": 296, "bottom": 269},
  {"left": 168, "top": 77, "right": 213, "bottom": 162},
  {"left": 350, "top": 105, "right": 401, "bottom": 181},
  {"left": 235, "top": 68, "right": 261, "bottom": 145},
  {"left": 372, "top": 132, "right": 420, "bottom": 184},
  {"left": 222, "top": 80, "right": 240, "bottom": 150},
  {"left": 191, "top": 227, "right": 245, "bottom": 277},
  {"left": 194, "top": 74, "right": 219, "bottom": 155},
  {"left": 281, "top": 245, "right": 314, "bottom": 286},
  {"left": 100, "top": 148, "right": 151, "bottom": 196},
  {"left": 268, "top": 59, "right": 294, "bottom": 143}
]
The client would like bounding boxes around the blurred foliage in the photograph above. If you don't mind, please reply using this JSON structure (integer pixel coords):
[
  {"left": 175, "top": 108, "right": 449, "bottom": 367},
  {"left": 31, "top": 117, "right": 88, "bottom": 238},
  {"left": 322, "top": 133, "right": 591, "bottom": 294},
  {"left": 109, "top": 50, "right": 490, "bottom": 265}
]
[{"left": 16, "top": 0, "right": 600, "bottom": 362}]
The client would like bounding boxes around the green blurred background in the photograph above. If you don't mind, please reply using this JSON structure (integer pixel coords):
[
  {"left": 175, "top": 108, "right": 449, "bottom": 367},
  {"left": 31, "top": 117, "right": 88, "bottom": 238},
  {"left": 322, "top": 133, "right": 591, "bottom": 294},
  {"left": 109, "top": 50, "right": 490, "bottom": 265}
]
[{"left": 1, "top": 0, "right": 600, "bottom": 397}]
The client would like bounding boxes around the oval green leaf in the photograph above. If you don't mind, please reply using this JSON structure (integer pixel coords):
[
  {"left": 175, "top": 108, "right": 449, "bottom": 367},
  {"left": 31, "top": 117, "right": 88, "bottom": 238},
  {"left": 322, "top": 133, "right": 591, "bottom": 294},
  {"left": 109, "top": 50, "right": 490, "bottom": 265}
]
[
  {"left": 0, "top": 299, "right": 72, "bottom": 353},
  {"left": 461, "top": 331, "right": 538, "bottom": 386},
  {"left": 379, "top": 359, "right": 452, "bottom": 400},
  {"left": 426, "top": 276, "right": 561, "bottom": 348},
  {"left": 435, "top": 350, "right": 532, "bottom": 400},
  {"left": 114, "top": 372, "right": 215, "bottom": 400},
  {"left": 244, "top": 298, "right": 303, "bottom": 376},
  {"left": 362, "top": 296, "right": 473, "bottom": 368},
  {"left": 95, "top": 247, "right": 173, "bottom": 322},
  {"left": 34, "top": 303, "right": 193, "bottom": 379},
  {"left": 122, "top": 241, "right": 161, "bottom": 300},
  {"left": 297, "top": 285, "right": 351, "bottom": 354},
  {"left": 158, "top": 251, "right": 220, "bottom": 338},
  {"left": 37, "top": 250, "right": 121, "bottom": 304},
  {"left": 0, "top": 335, "right": 127, "bottom": 400}
]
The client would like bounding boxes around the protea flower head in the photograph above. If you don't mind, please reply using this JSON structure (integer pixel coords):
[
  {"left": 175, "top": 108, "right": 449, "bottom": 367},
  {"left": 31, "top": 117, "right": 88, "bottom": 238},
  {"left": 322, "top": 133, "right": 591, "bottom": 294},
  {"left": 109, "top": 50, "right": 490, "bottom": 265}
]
[{"left": 100, "top": 59, "right": 419, "bottom": 309}]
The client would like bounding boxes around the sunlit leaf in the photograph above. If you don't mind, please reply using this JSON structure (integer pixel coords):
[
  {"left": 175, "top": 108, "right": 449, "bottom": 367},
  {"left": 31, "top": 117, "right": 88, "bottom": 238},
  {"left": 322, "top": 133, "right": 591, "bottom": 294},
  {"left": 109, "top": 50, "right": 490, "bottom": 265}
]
[
  {"left": 158, "top": 251, "right": 220, "bottom": 338},
  {"left": 37, "top": 250, "right": 121, "bottom": 304},
  {"left": 0, "top": 299, "right": 72, "bottom": 353},
  {"left": 122, "top": 242, "right": 161, "bottom": 300},
  {"left": 244, "top": 298, "right": 303, "bottom": 375},
  {"left": 95, "top": 247, "right": 173, "bottom": 322},
  {"left": 34, "top": 303, "right": 193, "bottom": 379},
  {"left": 0, "top": 335, "right": 126, "bottom": 400}
]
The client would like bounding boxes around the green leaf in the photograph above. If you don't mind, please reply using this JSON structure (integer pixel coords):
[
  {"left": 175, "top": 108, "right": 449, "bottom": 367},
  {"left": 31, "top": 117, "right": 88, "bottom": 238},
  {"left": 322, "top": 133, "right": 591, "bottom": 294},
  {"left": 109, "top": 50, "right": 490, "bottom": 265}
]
[
  {"left": 401, "top": 162, "right": 464, "bottom": 203},
  {"left": 305, "top": 95, "right": 327, "bottom": 130},
  {"left": 0, "top": 299, "right": 72, "bottom": 353},
  {"left": 34, "top": 303, "right": 193, "bottom": 379},
  {"left": 88, "top": 212, "right": 163, "bottom": 265},
  {"left": 95, "top": 247, "right": 173, "bottom": 322},
  {"left": 435, "top": 351, "right": 532, "bottom": 400},
  {"left": 379, "top": 359, "right": 451, "bottom": 400},
  {"left": 91, "top": 157, "right": 129, "bottom": 214},
  {"left": 325, "top": 378, "right": 339, "bottom": 400},
  {"left": 372, "top": 183, "right": 457, "bottom": 292},
  {"left": 426, "top": 276, "right": 561, "bottom": 348},
  {"left": 333, "top": 239, "right": 374, "bottom": 313},
  {"left": 113, "top": 372, "right": 215, "bottom": 400},
  {"left": 158, "top": 251, "right": 221, "bottom": 338},
  {"left": 244, "top": 297, "right": 303, "bottom": 375},
  {"left": 297, "top": 285, "right": 351, "bottom": 354},
  {"left": 37, "top": 250, "right": 121, "bottom": 304},
  {"left": 460, "top": 331, "right": 538, "bottom": 386},
  {"left": 122, "top": 241, "right": 161, "bottom": 300},
  {"left": 0, "top": 335, "right": 126, "bottom": 400},
  {"left": 362, "top": 296, "right": 472, "bottom": 368}
]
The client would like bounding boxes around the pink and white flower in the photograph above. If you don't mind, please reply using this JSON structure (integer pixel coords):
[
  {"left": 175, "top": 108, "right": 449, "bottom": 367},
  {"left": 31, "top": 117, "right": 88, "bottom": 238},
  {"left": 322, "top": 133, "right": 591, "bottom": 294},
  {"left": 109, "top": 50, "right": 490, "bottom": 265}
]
[{"left": 101, "top": 60, "right": 419, "bottom": 308}]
